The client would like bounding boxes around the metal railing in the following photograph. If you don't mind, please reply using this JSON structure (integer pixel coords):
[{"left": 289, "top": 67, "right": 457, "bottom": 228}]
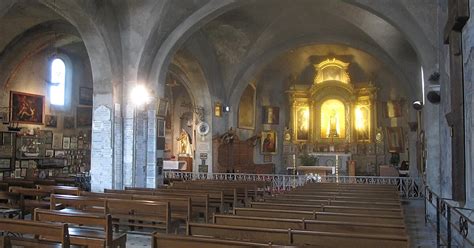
[
  {"left": 425, "top": 187, "right": 474, "bottom": 247},
  {"left": 164, "top": 171, "right": 423, "bottom": 198}
]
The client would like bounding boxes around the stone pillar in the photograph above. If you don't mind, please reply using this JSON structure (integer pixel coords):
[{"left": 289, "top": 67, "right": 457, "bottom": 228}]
[{"left": 90, "top": 100, "right": 114, "bottom": 192}]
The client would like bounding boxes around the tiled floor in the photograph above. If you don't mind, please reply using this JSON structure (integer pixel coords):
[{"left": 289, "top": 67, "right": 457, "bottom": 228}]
[{"left": 403, "top": 199, "right": 437, "bottom": 247}]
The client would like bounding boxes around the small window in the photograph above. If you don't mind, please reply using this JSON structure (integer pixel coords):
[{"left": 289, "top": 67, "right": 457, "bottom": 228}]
[{"left": 50, "top": 58, "right": 66, "bottom": 105}]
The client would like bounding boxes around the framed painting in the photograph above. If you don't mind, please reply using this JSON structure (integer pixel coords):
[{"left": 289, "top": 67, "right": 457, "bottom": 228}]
[
  {"left": 384, "top": 100, "right": 403, "bottom": 118},
  {"left": 76, "top": 107, "right": 92, "bottom": 127},
  {"left": 261, "top": 130, "right": 277, "bottom": 154},
  {"left": 0, "top": 158, "right": 12, "bottom": 170},
  {"left": 386, "top": 127, "right": 404, "bottom": 153},
  {"left": 157, "top": 98, "right": 168, "bottom": 117},
  {"left": 157, "top": 119, "right": 165, "bottom": 137},
  {"left": 45, "top": 115, "right": 57, "bottom": 128},
  {"left": 238, "top": 84, "right": 256, "bottom": 129},
  {"left": 52, "top": 133, "right": 63, "bottom": 149},
  {"left": 42, "top": 130, "right": 53, "bottom": 144},
  {"left": 64, "top": 116, "right": 75, "bottom": 129},
  {"left": 63, "top": 137, "right": 70, "bottom": 149},
  {"left": 79, "top": 87, "right": 93, "bottom": 106},
  {"left": 10, "top": 91, "right": 44, "bottom": 124},
  {"left": 262, "top": 106, "right": 279, "bottom": 124},
  {"left": 295, "top": 105, "right": 309, "bottom": 141}
]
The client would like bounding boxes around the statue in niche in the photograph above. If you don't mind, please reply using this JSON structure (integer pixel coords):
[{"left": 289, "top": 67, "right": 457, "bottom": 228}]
[
  {"left": 328, "top": 109, "right": 339, "bottom": 138},
  {"left": 177, "top": 129, "right": 192, "bottom": 155}
]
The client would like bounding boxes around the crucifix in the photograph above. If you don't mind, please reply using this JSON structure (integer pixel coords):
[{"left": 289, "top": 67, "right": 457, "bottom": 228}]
[{"left": 444, "top": 0, "right": 469, "bottom": 202}]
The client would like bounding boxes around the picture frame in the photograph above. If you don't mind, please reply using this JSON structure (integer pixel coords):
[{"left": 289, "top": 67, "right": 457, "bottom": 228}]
[
  {"left": 157, "top": 119, "right": 165, "bottom": 137},
  {"left": 384, "top": 100, "right": 403, "bottom": 118},
  {"left": 79, "top": 87, "right": 93, "bottom": 106},
  {"left": 261, "top": 130, "right": 277, "bottom": 154},
  {"left": 262, "top": 106, "right": 279, "bottom": 124},
  {"left": 214, "top": 102, "right": 222, "bottom": 117},
  {"left": 238, "top": 84, "right": 256, "bottom": 130},
  {"left": 45, "top": 115, "right": 57, "bottom": 128},
  {"left": 52, "top": 133, "right": 63, "bottom": 149},
  {"left": 45, "top": 149, "right": 54, "bottom": 158},
  {"left": 0, "top": 158, "right": 11, "bottom": 170},
  {"left": 76, "top": 107, "right": 92, "bottom": 127},
  {"left": 386, "top": 127, "right": 404, "bottom": 153},
  {"left": 63, "top": 137, "right": 70, "bottom": 149},
  {"left": 43, "top": 130, "right": 53, "bottom": 144},
  {"left": 64, "top": 116, "right": 75, "bottom": 129},
  {"left": 10, "top": 91, "right": 44, "bottom": 124},
  {"left": 157, "top": 98, "right": 169, "bottom": 117},
  {"left": 54, "top": 150, "right": 66, "bottom": 158}
]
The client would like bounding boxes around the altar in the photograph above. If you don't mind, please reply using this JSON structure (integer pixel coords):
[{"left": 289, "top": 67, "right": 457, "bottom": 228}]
[{"left": 296, "top": 152, "right": 351, "bottom": 176}]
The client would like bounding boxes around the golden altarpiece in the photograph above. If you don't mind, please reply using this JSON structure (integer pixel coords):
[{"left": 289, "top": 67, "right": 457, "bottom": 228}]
[{"left": 287, "top": 59, "right": 377, "bottom": 174}]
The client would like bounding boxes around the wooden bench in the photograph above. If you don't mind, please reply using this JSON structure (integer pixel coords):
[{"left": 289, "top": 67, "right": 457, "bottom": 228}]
[
  {"left": 51, "top": 194, "right": 174, "bottom": 233},
  {"left": 37, "top": 185, "right": 81, "bottom": 196},
  {"left": 105, "top": 198, "right": 173, "bottom": 233},
  {"left": 233, "top": 207, "right": 405, "bottom": 225},
  {"left": 50, "top": 194, "right": 106, "bottom": 212},
  {"left": 291, "top": 188, "right": 400, "bottom": 199},
  {"left": 186, "top": 223, "right": 409, "bottom": 248},
  {"left": 34, "top": 208, "right": 126, "bottom": 248},
  {"left": 152, "top": 232, "right": 297, "bottom": 248},
  {"left": 213, "top": 214, "right": 406, "bottom": 235},
  {"left": 0, "top": 217, "right": 70, "bottom": 248},
  {"left": 277, "top": 192, "right": 401, "bottom": 203},
  {"left": 99, "top": 190, "right": 208, "bottom": 222},
  {"left": 9, "top": 186, "right": 51, "bottom": 218},
  {"left": 260, "top": 197, "right": 401, "bottom": 209},
  {"left": 81, "top": 191, "right": 191, "bottom": 223},
  {"left": 249, "top": 201, "right": 403, "bottom": 216}
]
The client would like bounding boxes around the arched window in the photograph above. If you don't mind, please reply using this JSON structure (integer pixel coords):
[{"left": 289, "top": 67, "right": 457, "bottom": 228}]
[{"left": 50, "top": 58, "right": 66, "bottom": 105}]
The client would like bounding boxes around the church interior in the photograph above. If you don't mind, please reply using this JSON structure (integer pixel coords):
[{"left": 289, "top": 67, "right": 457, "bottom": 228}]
[{"left": 0, "top": 0, "right": 472, "bottom": 247}]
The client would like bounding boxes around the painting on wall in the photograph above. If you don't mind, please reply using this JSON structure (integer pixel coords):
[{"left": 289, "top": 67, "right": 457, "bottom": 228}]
[
  {"left": 45, "top": 115, "right": 57, "bottom": 128},
  {"left": 295, "top": 106, "right": 309, "bottom": 141},
  {"left": 10, "top": 91, "right": 44, "bottom": 124},
  {"left": 384, "top": 100, "right": 403, "bottom": 118},
  {"left": 52, "top": 133, "right": 63, "bottom": 149},
  {"left": 157, "top": 99, "right": 168, "bottom": 117},
  {"left": 79, "top": 87, "right": 93, "bottom": 106},
  {"left": 238, "top": 84, "right": 256, "bottom": 129},
  {"left": 64, "top": 116, "right": 75, "bottom": 129},
  {"left": 261, "top": 130, "right": 277, "bottom": 154},
  {"left": 76, "top": 107, "right": 92, "bottom": 127},
  {"left": 262, "top": 106, "right": 279, "bottom": 125},
  {"left": 386, "top": 127, "right": 404, "bottom": 153}
]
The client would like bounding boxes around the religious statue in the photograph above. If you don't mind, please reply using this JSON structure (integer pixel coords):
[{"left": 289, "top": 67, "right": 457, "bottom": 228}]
[
  {"left": 177, "top": 129, "right": 191, "bottom": 155},
  {"left": 328, "top": 109, "right": 339, "bottom": 137}
]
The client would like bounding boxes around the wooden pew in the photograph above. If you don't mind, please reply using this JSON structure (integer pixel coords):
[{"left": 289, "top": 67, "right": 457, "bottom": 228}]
[
  {"left": 233, "top": 207, "right": 405, "bottom": 225},
  {"left": 186, "top": 223, "right": 409, "bottom": 248},
  {"left": 170, "top": 183, "right": 241, "bottom": 207},
  {"left": 249, "top": 201, "right": 403, "bottom": 216},
  {"left": 50, "top": 194, "right": 106, "bottom": 212},
  {"left": 9, "top": 186, "right": 51, "bottom": 218},
  {"left": 37, "top": 185, "right": 81, "bottom": 196},
  {"left": 0, "top": 218, "right": 70, "bottom": 248},
  {"left": 290, "top": 188, "right": 400, "bottom": 199},
  {"left": 303, "top": 183, "right": 398, "bottom": 190},
  {"left": 152, "top": 233, "right": 297, "bottom": 248},
  {"left": 34, "top": 208, "right": 126, "bottom": 248},
  {"left": 277, "top": 192, "right": 401, "bottom": 203},
  {"left": 213, "top": 214, "right": 406, "bottom": 235},
  {"left": 260, "top": 197, "right": 401, "bottom": 209},
  {"left": 80, "top": 191, "right": 191, "bottom": 223},
  {"left": 99, "top": 190, "right": 209, "bottom": 222},
  {"left": 105, "top": 198, "right": 173, "bottom": 233},
  {"left": 126, "top": 188, "right": 225, "bottom": 213}
]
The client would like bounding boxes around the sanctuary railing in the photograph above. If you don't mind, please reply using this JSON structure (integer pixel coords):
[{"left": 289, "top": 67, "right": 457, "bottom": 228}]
[
  {"left": 425, "top": 187, "right": 474, "bottom": 248},
  {"left": 164, "top": 171, "right": 423, "bottom": 199}
]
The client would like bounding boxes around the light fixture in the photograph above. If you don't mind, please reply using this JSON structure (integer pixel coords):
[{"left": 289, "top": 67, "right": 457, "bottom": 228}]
[
  {"left": 223, "top": 106, "right": 231, "bottom": 113},
  {"left": 412, "top": 100, "right": 423, "bottom": 111},
  {"left": 130, "top": 84, "right": 151, "bottom": 107}
]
